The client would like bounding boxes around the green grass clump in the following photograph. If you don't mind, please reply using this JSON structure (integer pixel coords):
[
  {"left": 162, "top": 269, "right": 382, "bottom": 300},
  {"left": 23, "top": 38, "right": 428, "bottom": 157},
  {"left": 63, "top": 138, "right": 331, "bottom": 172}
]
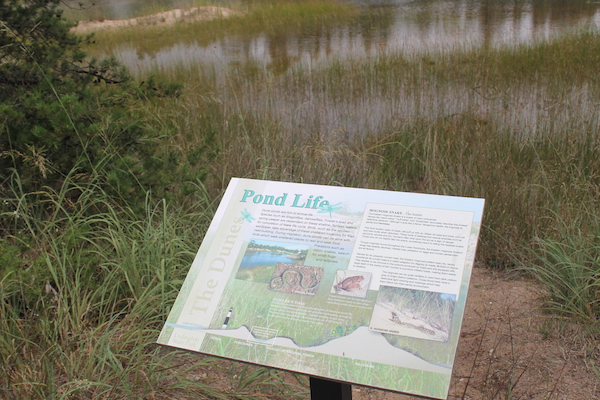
[{"left": 519, "top": 210, "right": 600, "bottom": 334}]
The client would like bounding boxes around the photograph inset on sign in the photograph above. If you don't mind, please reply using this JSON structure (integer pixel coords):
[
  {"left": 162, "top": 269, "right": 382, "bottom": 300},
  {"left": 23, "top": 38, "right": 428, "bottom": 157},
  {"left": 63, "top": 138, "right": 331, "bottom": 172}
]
[
  {"left": 268, "top": 263, "right": 323, "bottom": 296},
  {"left": 369, "top": 286, "right": 455, "bottom": 342},
  {"left": 331, "top": 270, "right": 371, "bottom": 298},
  {"left": 235, "top": 239, "right": 309, "bottom": 283}
]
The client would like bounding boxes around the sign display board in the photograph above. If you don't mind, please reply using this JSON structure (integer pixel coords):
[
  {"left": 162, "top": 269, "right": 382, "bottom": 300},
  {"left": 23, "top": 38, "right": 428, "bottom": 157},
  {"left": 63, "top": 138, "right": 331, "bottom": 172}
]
[{"left": 158, "top": 178, "right": 485, "bottom": 399}]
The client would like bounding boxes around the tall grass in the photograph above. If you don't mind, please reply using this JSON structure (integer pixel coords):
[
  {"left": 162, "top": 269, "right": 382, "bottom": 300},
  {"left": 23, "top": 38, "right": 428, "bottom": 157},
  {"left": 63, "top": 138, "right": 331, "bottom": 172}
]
[
  {"left": 122, "top": 23, "right": 600, "bottom": 266},
  {"left": 117, "top": 11, "right": 600, "bottom": 339},
  {"left": 84, "top": 0, "right": 359, "bottom": 49},
  {"left": 0, "top": 169, "right": 305, "bottom": 398}
]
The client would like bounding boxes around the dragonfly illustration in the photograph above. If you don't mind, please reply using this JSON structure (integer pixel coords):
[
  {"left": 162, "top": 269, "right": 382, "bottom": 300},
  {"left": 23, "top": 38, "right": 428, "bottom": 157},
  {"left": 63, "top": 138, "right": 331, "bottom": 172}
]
[
  {"left": 240, "top": 208, "right": 255, "bottom": 223},
  {"left": 318, "top": 202, "right": 343, "bottom": 217}
]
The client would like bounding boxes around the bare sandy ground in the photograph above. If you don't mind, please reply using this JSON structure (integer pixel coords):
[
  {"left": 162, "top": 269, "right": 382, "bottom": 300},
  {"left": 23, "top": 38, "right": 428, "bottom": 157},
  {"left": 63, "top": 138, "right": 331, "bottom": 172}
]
[{"left": 70, "top": 6, "right": 236, "bottom": 34}]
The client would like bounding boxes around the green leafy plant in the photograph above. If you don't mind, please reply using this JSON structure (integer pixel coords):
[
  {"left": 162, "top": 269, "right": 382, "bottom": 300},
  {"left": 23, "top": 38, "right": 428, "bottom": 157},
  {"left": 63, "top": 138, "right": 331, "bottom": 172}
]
[{"left": 0, "top": 0, "right": 190, "bottom": 215}]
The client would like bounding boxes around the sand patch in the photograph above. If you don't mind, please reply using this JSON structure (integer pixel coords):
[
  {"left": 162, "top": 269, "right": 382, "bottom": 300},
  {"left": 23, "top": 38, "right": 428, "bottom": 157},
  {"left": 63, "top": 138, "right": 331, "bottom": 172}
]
[{"left": 70, "top": 6, "right": 237, "bottom": 34}]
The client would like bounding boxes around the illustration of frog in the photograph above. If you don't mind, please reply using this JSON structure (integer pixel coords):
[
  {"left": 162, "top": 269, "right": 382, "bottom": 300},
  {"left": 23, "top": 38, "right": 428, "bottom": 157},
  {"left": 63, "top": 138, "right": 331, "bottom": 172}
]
[{"left": 334, "top": 275, "right": 364, "bottom": 292}]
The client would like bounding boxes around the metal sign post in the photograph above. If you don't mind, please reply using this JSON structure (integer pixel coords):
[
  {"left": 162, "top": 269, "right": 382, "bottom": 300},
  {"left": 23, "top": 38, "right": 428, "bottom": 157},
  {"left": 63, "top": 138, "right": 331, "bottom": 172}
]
[{"left": 310, "top": 377, "right": 352, "bottom": 400}]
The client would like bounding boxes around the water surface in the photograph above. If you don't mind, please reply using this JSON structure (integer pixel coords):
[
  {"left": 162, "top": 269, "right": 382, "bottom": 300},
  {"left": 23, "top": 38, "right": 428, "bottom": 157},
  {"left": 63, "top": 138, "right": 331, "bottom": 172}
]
[
  {"left": 66, "top": 0, "right": 600, "bottom": 139},
  {"left": 67, "top": 0, "right": 600, "bottom": 75}
]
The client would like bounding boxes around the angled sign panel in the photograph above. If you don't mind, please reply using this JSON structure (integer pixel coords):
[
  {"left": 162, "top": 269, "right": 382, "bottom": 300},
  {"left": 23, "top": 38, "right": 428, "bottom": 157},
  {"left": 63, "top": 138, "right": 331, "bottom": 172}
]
[{"left": 158, "top": 178, "right": 485, "bottom": 399}]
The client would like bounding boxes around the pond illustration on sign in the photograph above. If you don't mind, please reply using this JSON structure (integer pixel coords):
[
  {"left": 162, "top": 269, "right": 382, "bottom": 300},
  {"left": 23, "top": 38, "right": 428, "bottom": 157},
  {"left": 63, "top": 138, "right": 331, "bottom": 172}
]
[{"left": 235, "top": 239, "right": 309, "bottom": 284}]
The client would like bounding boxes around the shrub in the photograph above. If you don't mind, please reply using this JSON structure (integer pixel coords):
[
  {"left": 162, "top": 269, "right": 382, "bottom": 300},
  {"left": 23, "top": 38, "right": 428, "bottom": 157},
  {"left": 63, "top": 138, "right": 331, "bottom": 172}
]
[{"left": 0, "top": 0, "right": 189, "bottom": 223}]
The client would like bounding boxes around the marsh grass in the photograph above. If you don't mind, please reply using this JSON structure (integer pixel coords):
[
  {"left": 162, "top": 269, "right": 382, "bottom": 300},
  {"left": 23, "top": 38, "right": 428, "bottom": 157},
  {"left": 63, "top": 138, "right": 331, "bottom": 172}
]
[
  {"left": 115, "top": 15, "right": 600, "bottom": 267},
  {"left": 84, "top": 0, "right": 358, "bottom": 52},
  {"left": 229, "top": 29, "right": 599, "bottom": 265}
]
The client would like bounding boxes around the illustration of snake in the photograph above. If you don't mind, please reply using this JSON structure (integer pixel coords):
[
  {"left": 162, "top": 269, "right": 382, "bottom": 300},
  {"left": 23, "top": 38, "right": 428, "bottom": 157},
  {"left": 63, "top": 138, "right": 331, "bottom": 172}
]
[
  {"left": 390, "top": 311, "right": 436, "bottom": 336},
  {"left": 270, "top": 268, "right": 320, "bottom": 290}
]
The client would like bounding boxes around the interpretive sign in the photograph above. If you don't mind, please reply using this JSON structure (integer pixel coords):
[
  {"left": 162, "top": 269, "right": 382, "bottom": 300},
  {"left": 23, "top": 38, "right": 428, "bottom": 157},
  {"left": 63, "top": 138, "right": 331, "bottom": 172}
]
[{"left": 158, "top": 178, "right": 485, "bottom": 399}]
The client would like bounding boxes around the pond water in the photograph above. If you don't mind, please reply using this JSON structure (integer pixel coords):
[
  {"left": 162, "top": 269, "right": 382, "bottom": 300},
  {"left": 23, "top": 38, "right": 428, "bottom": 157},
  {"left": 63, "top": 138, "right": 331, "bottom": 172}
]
[
  {"left": 65, "top": 0, "right": 600, "bottom": 139},
  {"left": 66, "top": 0, "right": 600, "bottom": 76}
]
